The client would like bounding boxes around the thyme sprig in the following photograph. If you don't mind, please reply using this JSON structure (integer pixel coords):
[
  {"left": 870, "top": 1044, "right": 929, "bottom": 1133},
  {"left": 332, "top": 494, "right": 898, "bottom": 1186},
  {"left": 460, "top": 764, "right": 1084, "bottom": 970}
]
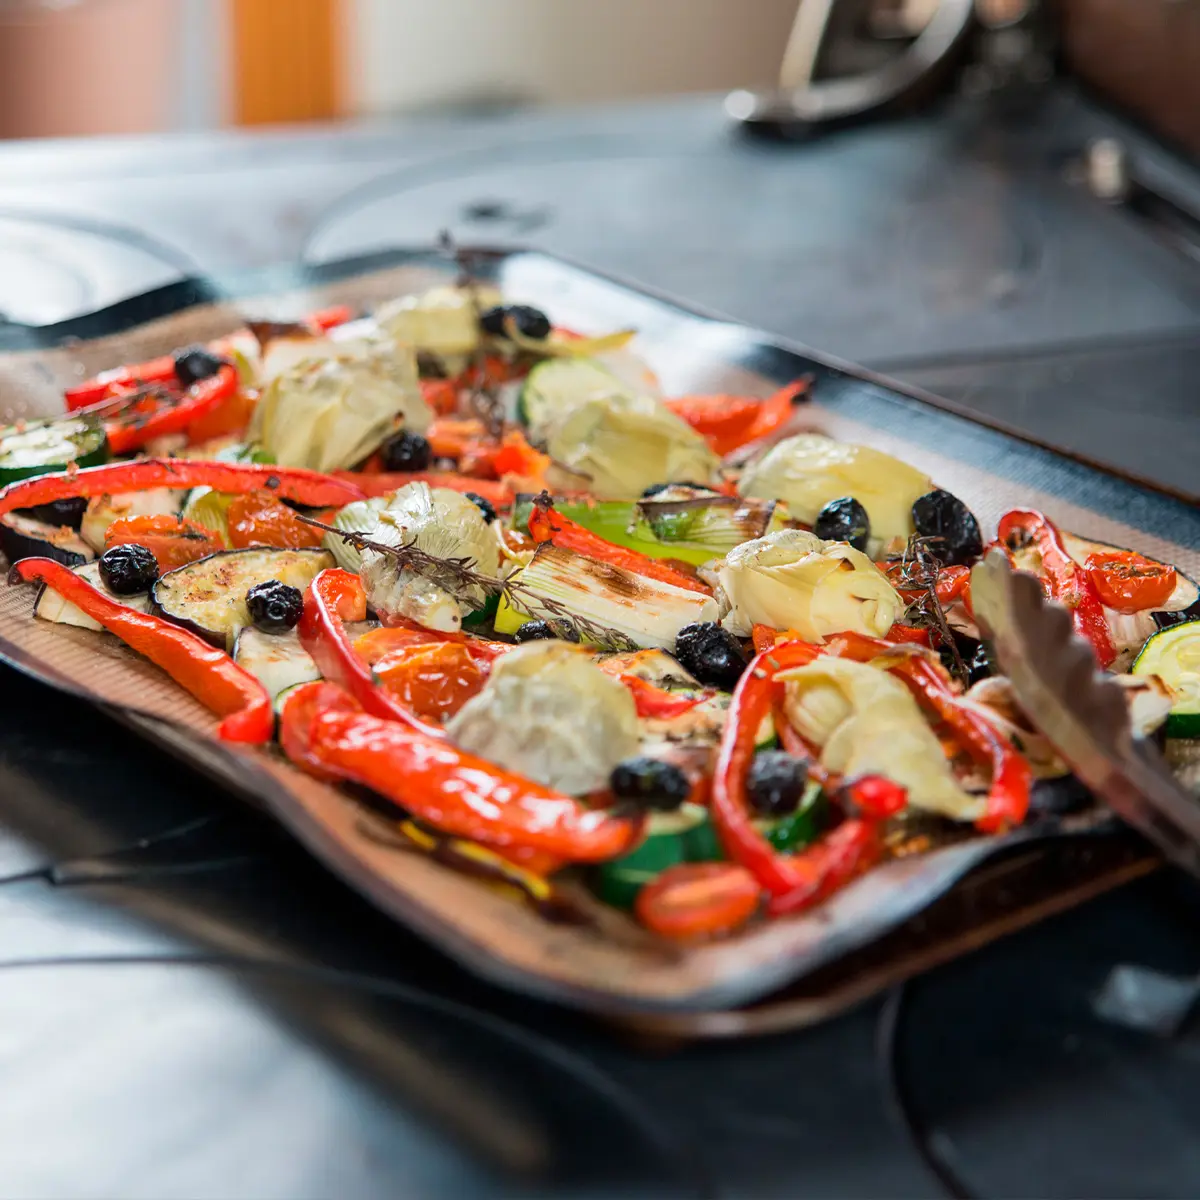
[
  {"left": 886, "top": 534, "right": 968, "bottom": 685},
  {"left": 298, "top": 515, "right": 638, "bottom": 652}
]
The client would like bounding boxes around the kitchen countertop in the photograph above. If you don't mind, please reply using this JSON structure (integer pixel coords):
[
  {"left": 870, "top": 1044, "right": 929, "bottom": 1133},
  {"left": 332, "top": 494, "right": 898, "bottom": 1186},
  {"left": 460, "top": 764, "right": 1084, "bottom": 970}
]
[{"left": 1, "top": 84, "right": 1199, "bottom": 1199}]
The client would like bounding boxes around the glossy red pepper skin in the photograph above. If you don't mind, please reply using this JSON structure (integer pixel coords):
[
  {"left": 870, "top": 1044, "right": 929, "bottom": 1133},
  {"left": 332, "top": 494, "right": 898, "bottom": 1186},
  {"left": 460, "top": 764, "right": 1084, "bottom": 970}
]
[
  {"left": 0, "top": 459, "right": 365, "bottom": 520},
  {"left": 767, "top": 821, "right": 883, "bottom": 917},
  {"left": 10, "top": 558, "right": 271, "bottom": 743},
  {"left": 665, "top": 380, "right": 807, "bottom": 457},
  {"left": 296, "top": 569, "right": 444, "bottom": 739},
  {"left": 618, "top": 674, "right": 706, "bottom": 720},
  {"left": 830, "top": 632, "right": 1032, "bottom": 834},
  {"left": 279, "top": 681, "right": 645, "bottom": 862},
  {"left": 105, "top": 365, "right": 239, "bottom": 455},
  {"left": 64, "top": 354, "right": 178, "bottom": 411},
  {"left": 528, "top": 502, "right": 711, "bottom": 595},
  {"left": 997, "top": 509, "right": 1116, "bottom": 669}
]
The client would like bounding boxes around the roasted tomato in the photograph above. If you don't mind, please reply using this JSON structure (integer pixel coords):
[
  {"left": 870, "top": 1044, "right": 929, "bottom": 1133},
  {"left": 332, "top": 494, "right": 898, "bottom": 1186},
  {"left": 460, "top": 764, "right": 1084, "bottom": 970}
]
[
  {"left": 634, "top": 862, "right": 761, "bottom": 940},
  {"left": 372, "top": 642, "right": 486, "bottom": 724},
  {"left": 1084, "top": 550, "right": 1177, "bottom": 614},
  {"left": 226, "top": 490, "right": 326, "bottom": 550},
  {"left": 103, "top": 514, "right": 224, "bottom": 572}
]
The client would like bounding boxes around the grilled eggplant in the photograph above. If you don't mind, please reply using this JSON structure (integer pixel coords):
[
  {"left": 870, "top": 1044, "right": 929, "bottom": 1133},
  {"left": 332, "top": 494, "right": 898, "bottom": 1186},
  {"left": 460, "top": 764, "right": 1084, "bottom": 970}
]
[
  {"left": 33, "top": 560, "right": 151, "bottom": 629},
  {"left": 154, "top": 547, "right": 333, "bottom": 650},
  {"left": 0, "top": 513, "right": 94, "bottom": 566}
]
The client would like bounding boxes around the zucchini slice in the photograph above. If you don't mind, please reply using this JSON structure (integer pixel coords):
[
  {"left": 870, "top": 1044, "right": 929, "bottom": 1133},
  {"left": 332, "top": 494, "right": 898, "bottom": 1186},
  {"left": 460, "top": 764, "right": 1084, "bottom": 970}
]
[
  {"left": 592, "top": 803, "right": 711, "bottom": 909},
  {"left": 233, "top": 626, "right": 320, "bottom": 702},
  {"left": 33, "top": 560, "right": 151, "bottom": 629},
  {"left": 0, "top": 513, "right": 94, "bottom": 566},
  {"left": 516, "top": 358, "right": 634, "bottom": 437},
  {"left": 0, "top": 419, "right": 107, "bottom": 485},
  {"left": 1132, "top": 620, "right": 1200, "bottom": 738},
  {"left": 80, "top": 487, "right": 187, "bottom": 553},
  {"left": 154, "top": 547, "right": 333, "bottom": 651}
]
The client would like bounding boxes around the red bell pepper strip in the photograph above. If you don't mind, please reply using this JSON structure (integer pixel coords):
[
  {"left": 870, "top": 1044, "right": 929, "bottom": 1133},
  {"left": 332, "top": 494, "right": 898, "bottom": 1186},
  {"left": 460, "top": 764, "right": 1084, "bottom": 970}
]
[
  {"left": 0, "top": 459, "right": 365, "bottom": 520},
  {"left": 105, "top": 365, "right": 239, "bottom": 455},
  {"left": 619, "top": 674, "right": 706, "bottom": 720},
  {"left": 885, "top": 624, "right": 933, "bottom": 647},
  {"left": 64, "top": 354, "right": 179, "bottom": 411},
  {"left": 336, "top": 471, "right": 511, "bottom": 509},
  {"left": 997, "top": 509, "right": 1116, "bottom": 669},
  {"left": 766, "top": 821, "right": 883, "bottom": 917},
  {"left": 304, "top": 304, "right": 357, "bottom": 333},
  {"left": 830, "top": 631, "right": 1032, "bottom": 833},
  {"left": 296, "top": 568, "right": 444, "bottom": 739},
  {"left": 666, "top": 380, "right": 808, "bottom": 457},
  {"left": 9, "top": 557, "right": 271, "bottom": 743},
  {"left": 528, "top": 500, "right": 711, "bottom": 595},
  {"left": 279, "top": 681, "right": 646, "bottom": 862}
]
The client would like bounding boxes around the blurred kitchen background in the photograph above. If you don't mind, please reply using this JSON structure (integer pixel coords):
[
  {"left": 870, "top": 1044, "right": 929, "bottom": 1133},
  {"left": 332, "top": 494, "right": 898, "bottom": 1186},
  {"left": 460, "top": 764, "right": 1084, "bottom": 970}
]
[{"left": 0, "top": 0, "right": 808, "bottom": 138}]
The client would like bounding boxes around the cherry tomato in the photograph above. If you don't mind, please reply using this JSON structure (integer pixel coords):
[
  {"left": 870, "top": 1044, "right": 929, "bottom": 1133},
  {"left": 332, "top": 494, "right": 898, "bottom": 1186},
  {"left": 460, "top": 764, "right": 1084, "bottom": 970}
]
[
  {"left": 226, "top": 490, "right": 326, "bottom": 550},
  {"left": 103, "top": 514, "right": 224, "bottom": 572},
  {"left": 373, "top": 642, "right": 486, "bottom": 724},
  {"left": 352, "top": 625, "right": 443, "bottom": 667},
  {"left": 1084, "top": 550, "right": 1177, "bottom": 614},
  {"left": 634, "top": 862, "right": 761, "bottom": 940}
]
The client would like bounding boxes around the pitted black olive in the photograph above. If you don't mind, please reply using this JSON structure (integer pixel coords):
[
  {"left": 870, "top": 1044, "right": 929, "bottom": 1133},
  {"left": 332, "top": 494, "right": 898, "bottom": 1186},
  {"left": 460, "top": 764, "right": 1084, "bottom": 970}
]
[
  {"left": 813, "top": 496, "right": 870, "bottom": 551},
  {"left": 674, "top": 621, "right": 748, "bottom": 690},
  {"left": 912, "top": 489, "right": 983, "bottom": 566},
  {"left": 746, "top": 751, "right": 808, "bottom": 816},
  {"left": 381, "top": 431, "right": 432, "bottom": 473},
  {"left": 513, "top": 619, "right": 579, "bottom": 643},
  {"left": 246, "top": 580, "right": 304, "bottom": 632},
  {"left": 480, "top": 304, "right": 551, "bottom": 341},
  {"left": 464, "top": 491, "right": 497, "bottom": 524},
  {"left": 98, "top": 544, "right": 158, "bottom": 595},
  {"left": 609, "top": 757, "right": 691, "bottom": 811},
  {"left": 173, "top": 345, "right": 226, "bottom": 388}
]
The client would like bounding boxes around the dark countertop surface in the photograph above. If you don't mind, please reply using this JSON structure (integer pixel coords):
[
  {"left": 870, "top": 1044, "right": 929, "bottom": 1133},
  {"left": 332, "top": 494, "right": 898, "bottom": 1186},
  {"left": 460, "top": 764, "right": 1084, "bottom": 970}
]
[{"left": 0, "top": 85, "right": 1199, "bottom": 1199}]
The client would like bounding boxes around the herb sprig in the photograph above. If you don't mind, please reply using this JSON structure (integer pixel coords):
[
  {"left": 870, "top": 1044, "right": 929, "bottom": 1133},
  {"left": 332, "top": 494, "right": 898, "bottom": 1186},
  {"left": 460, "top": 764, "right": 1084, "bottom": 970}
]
[{"left": 887, "top": 533, "right": 968, "bottom": 684}]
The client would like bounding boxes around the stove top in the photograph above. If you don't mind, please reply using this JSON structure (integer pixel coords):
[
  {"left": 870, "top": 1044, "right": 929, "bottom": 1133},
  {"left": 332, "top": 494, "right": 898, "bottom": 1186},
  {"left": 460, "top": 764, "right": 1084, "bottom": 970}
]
[{"left": 0, "top": 85, "right": 1198, "bottom": 1198}]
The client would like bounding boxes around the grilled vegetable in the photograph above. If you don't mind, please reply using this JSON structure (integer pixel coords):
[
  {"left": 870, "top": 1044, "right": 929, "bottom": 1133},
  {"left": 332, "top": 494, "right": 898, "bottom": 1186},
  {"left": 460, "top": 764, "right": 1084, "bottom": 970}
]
[
  {"left": 376, "top": 284, "right": 503, "bottom": 361},
  {"left": 173, "top": 345, "right": 225, "bottom": 387},
  {"left": 911, "top": 489, "right": 983, "bottom": 566},
  {"left": 741, "top": 434, "right": 933, "bottom": 554},
  {"left": 674, "top": 621, "right": 748, "bottom": 690},
  {"left": 246, "top": 580, "right": 305, "bottom": 632},
  {"left": 717, "top": 529, "right": 903, "bottom": 642},
  {"left": 609, "top": 757, "right": 692, "bottom": 811},
  {"left": 746, "top": 750, "right": 809, "bottom": 816},
  {"left": 445, "top": 640, "right": 640, "bottom": 795},
  {"left": 153, "top": 547, "right": 334, "bottom": 650},
  {"left": 634, "top": 488, "right": 787, "bottom": 555},
  {"left": 0, "top": 418, "right": 107, "bottom": 485},
  {"left": 232, "top": 625, "right": 321, "bottom": 702},
  {"left": 591, "top": 803, "right": 711, "bottom": 908},
  {"left": 813, "top": 497, "right": 870, "bottom": 552},
  {"left": 506, "top": 544, "right": 720, "bottom": 651},
  {"left": 380, "top": 430, "right": 432, "bottom": 472},
  {"left": 1132, "top": 620, "right": 1200, "bottom": 738},
  {"left": 33, "top": 560, "right": 152, "bottom": 629},
  {"left": 0, "top": 513, "right": 93, "bottom": 566},
  {"left": 635, "top": 862, "right": 761, "bottom": 940},
  {"left": 81, "top": 487, "right": 186, "bottom": 553},
  {"left": 517, "top": 358, "right": 632, "bottom": 436},
  {"left": 98, "top": 544, "right": 159, "bottom": 595},
  {"left": 483, "top": 304, "right": 551, "bottom": 341}
]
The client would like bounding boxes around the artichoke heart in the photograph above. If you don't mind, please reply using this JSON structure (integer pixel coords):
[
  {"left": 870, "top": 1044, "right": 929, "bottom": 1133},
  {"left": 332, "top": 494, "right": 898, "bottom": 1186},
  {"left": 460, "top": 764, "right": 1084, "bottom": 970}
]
[
  {"left": 253, "top": 345, "right": 430, "bottom": 472},
  {"left": 357, "top": 483, "right": 501, "bottom": 633},
  {"left": 375, "top": 284, "right": 502, "bottom": 361},
  {"left": 740, "top": 433, "right": 932, "bottom": 553},
  {"left": 780, "top": 657, "right": 983, "bottom": 822},
  {"left": 446, "top": 641, "right": 640, "bottom": 795},
  {"left": 718, "top": 529, "right": 903, "bottom": 641},
  {"left": 545, "top": 394, "right": 720, "bottom": 500}
]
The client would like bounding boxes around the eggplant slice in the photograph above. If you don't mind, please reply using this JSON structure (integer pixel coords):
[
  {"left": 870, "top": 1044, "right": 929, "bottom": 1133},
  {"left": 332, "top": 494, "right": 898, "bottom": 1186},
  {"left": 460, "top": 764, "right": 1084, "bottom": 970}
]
[
  {"left": 154, "top": 547, "right": 333, "bottom": 650},
  {"left": 0, "top": 513, "right": 94, "bottom": 567},
  {"left": 34, "top": 560, "right": 152, "bottom": 630}
]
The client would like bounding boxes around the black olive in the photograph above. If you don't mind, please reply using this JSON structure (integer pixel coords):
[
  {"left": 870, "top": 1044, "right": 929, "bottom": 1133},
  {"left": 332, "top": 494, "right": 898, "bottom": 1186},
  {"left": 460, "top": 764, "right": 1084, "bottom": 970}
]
[
  {"left": 813, "top": 496, "right": 870, "bottom": 551},
  {"left": 173, "top": 345, "right": 225, "bottom": 388},
  {"left": 464, "top": 491, "right": 497, "bottom": 524},
  {"left": 967, "top": 642, "right": 994, "bottom": 685},
  {"left": 97, "top": 544, "right": 159, "bottom": 595},
  {"left": 674, "top": 621, "right": 748, "bottom": 690},
  {"left": 506, "top": 305, "right": 551, "bottom": 340},
  {"left": 479, "top": 305, "right": 509, "bottom": 338},
  {"left": 381, "top": 431, "right": 432, "bottom": 473},
  {"left": 609, "top": 757, "right": 691, "bottom": 811},
  {"left": 21, "top": 497, "right": 88, "bottom": 530},
  {"left": 746, "top": 750, "right": 808, "bottom": 817},
  {"left": 513, "top": 619, "right": 579, "bottom": 643},
  {"left": 246, "top": 580, "right": 304, "bottom": 632},
  {"left": 912, "top": 489, "right": 984, "bottom": 567}
]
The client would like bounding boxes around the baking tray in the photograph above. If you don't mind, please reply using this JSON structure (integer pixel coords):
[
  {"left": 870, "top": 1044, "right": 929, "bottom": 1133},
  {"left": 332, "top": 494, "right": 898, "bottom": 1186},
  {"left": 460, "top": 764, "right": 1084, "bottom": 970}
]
[{"left": 0, "top": 247, "right": 1194, "bottom": 1029}]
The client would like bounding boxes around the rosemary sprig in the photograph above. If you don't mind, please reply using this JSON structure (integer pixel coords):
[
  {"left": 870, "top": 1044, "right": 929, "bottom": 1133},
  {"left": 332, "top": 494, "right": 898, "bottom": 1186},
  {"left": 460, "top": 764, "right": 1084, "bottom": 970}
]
[
  {"left": 887, "top": 534, "right": 968, "bottom": 684},
  {"left": 298, "top": 515, "right": 638, "bottom": 652}
]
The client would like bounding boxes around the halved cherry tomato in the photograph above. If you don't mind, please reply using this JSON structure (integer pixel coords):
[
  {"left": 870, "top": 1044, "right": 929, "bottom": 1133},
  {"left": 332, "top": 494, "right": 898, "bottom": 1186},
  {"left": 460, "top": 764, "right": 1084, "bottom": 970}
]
[
  {"left": 635, "top": 862, "right": 761, "bottom": 940},
  {"left": 1084, "top": 550, "right": 1176, "bottom": 614},
  {"left": 372, "top": 642, "right": 486, "bottom": 724},
  {"left": 353, "top": 625, "right": 442, "bottom": 666},
  {"left": 104, "top": 514, "right": 225, "bottom": 571},
  {"left": 226, "top": 490, "right": 326, "bottom": 550}
]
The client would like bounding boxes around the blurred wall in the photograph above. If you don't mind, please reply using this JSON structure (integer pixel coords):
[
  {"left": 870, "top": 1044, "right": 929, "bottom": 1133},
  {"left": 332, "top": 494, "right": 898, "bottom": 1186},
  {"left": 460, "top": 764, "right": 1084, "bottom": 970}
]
[{"left": 348, "top": 0, "right": 799, "bottom": 114}]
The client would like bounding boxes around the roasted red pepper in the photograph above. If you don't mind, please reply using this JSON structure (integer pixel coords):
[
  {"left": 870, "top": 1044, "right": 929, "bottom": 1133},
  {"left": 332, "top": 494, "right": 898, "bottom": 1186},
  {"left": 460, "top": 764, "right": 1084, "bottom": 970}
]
[
  {"left": 336, "top": 470, "right": 511, "bottom": 509},
  {"left": 279, "top": 681, "right": 645, "bottom": 861},
  {"left": 830, "top": 631, "right": 1032, "bottom": 834},
  {"left": 997, "top": 509, "right": 1116, "bottom": 668},
  {"left": 0, "top": 459, "right": 364, "bottom": 520},
  {"left": 304, "top": 304, "right": 357, "bottom": 333},
  {"left": 766, "top": 821, "right": 883, "bottom": 917},
  {"left": 529, "top": 499, "right": 711, "bottom": 595},
  {"left": 665, "top": 380, "right": 808, "bottom": 457},
  {"left": 618, "top": 674, "right": 706, "bottom": 720},
  {"left": 10, "top": 557, "right": 271, "bottom": 743},
  {"left": 64, "top": 354, "right": 178, "bottom": 411},
  {"left": 297, "top": 568, "right": 443, "bottom": 738},
  {"left": 105, "top": 365, "right": 239, "bottom": 455}
]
